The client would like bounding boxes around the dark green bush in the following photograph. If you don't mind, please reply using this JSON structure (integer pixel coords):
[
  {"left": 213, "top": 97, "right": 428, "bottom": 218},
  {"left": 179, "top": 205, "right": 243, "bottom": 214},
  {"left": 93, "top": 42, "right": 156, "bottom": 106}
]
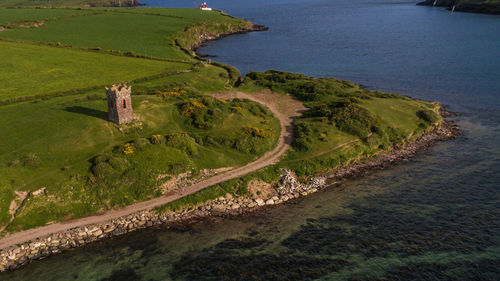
[
  {"left": 91, "top": 154, "right": 129, "bottom": 177},
  {"left": 134, "top": 137, "right": 150, "bottom": 149},
  {"left": 166, "top": 133, "right": 199, "bottom": 156},
  {"left": 91, "top": 162, "right": 114, "bottom": 177},
  {"left": 179, "top": 96, "right": 231, "bottom": 129},
  {"left": 93, "top": 153, "right": 111, "bottom": 164},
  {"left": 417, "top": 109, "right": 439, "bottom": 123},
  {"left": 108, "top": 157, "right": 129, "bottom": 171},
  {"left": 150, "top": 134, "right": 166, "bottom": 145},
  {"left": 292, "top": 123, "right": 313, "bottom": 151},
  {"left": 168, "top": 163, "right": 188, "bottom": 175},
  {"left": 310, "top": 100, "right": 379, "bottom": 139}
]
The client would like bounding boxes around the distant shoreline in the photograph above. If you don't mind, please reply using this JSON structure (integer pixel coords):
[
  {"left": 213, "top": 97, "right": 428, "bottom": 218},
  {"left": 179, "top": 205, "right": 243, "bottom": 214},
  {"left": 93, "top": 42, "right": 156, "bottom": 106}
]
[{"left": 417, "top": 0, "right": 500, "bottom": 15}]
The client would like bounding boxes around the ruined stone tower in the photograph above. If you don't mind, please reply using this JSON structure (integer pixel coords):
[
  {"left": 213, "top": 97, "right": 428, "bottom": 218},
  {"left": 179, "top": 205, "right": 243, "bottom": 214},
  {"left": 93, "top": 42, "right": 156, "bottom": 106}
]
[{"left": 105, "top": 83, "right": 134, "bottom": 124}]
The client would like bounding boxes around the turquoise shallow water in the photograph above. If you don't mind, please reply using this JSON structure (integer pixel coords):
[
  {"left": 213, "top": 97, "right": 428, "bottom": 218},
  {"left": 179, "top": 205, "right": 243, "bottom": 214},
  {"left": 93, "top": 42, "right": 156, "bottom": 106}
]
[{"left": 2, "top": 0, "right": 500, "bottom": 280}]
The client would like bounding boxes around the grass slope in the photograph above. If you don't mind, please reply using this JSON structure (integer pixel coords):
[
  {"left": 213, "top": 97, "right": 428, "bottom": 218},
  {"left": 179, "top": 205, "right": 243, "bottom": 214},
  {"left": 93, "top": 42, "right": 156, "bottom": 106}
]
[
  {"left": 0, "top": 40, "right": 190, "bottom": 103},
  {"left": 156, "top": 71, "right": 442, "bottom": 212},
  {"left": 0, "top": 8, "right": 256, "bottom": 61},
  {"left": 1, "top": 92, "right": 280, "bottom": 231},
  {"left": 0, "top": 8, "right": 92, "bottom": 25},
  {"left": 242, "top": 71, "right": 440, "bottom": 176}
]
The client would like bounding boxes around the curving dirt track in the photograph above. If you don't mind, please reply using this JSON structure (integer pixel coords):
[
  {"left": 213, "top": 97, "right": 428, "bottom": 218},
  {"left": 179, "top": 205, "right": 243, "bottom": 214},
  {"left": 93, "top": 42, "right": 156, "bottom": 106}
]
[{"left": 0, "top": 91, "right": 305, "bottom": 250}]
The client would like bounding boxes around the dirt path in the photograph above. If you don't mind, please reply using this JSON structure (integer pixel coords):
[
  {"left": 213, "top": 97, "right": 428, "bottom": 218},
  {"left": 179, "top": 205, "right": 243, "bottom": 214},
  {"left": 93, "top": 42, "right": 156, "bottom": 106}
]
[{"left": 0, "top": 91, "right": 305, "bottom": 250}]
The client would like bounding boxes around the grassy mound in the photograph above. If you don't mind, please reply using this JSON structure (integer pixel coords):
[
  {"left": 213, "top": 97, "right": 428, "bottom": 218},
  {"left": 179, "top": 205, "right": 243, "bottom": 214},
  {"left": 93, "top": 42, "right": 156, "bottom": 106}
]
[
  {"left": 1, "top": 91, "right": 279, "bottom": 231},
  {"left": 242, "top": 70, "right": 441, "bottom": 176}
]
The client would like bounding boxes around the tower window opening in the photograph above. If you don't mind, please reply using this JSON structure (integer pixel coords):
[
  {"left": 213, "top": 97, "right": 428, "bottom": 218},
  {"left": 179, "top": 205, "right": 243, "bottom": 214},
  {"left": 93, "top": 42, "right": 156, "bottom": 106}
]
[{"left": 123, "top": 99, "right": 127, "bottom": 109}]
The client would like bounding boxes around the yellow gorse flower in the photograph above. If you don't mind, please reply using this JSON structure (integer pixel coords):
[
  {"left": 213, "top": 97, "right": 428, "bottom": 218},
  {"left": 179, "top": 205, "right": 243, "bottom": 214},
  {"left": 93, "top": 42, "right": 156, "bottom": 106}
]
[
  {"left": 244, "top": 126, "right": 275, "bottom": 138},
  {"left": 181, "top": 101, "right": 206, "bottom": 117},
  {"left": 122, "top": 143, "right": 136, "bottom": 155},
  {"left": 156, "top": 87, "right": 187, "bottom": 99}
]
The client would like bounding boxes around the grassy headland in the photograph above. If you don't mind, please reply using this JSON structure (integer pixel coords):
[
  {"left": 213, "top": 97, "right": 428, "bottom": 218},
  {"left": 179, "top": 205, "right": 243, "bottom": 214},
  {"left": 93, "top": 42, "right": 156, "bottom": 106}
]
[
  {"left": 156, "top": 70, "right": 443, "bottom": 212},
  {"left": 417, "top": 0, "right": 500, "bottom": 14},
  {"left": 244, "top": 71, "right": 440, "bottom": 174},
  {"left": 0, "top": 6, "right": 445, "bottom": 234},
  {"left": 0, "top": 7, "right": 276, "bottom": 232}
]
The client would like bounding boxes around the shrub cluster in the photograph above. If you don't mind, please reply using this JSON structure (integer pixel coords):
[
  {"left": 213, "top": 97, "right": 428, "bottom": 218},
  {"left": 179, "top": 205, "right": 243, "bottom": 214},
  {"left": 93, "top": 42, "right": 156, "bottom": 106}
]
[
  {"left": 246, "top": 71, "right": 351, "bottom": 101},
  {"left": 244, "top": 126, "right": 275, "bottom": 138},
  {"left": 245, "top": 70, "right": 403, "bottom": 102},
  {"left": 122, "top": 143, "right": 136, "bottom": 155},
  {"left": 311, "top": 99, "right": 379, "bottom": 139},
  {"left": 292, "top": 123, "right": 313, "bottom": 151},
  {"left": 150, "top": 134, "right": 166, "bottom": 145},
  {"left": 417, "top": 109, "right": 439, "bottom": 123},
  {"left": 133, "top": 138, "right": 150, "bottom": 149},
  {"left": 179, "top": 96, "right": 229, "bottom": 129},
  {"left": 156, "top": 87, "right": 187, "bottom": 99},
  {"left": 180, "top": 100, "right": 207, "bottom": 118},
  {"left": 90, "top": 154, "right": 130, "bottom": 178},
  {"left": 165, "top": 133, "right": 199, "bottom": 156}
]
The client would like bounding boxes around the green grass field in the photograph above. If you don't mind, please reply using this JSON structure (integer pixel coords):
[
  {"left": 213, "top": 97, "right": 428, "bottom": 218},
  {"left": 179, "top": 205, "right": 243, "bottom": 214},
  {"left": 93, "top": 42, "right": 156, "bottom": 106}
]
[
  {"left": 0, "top": 6, "right": 269, "bottom": 231},
  {"left": 0, "top": 0, "right": 136, "bottom": 8},
  {"left": 0, "top": 40, "right": 191, "bottom": 103},
  {"left": 0, "top": 8, "right": 254, "bottom": 61},
  {"left": 0, "top": 8, "right": 92, "bottom": 24},
  {"left": 1, "top": 91, "right": 280, "bottom": 231}
]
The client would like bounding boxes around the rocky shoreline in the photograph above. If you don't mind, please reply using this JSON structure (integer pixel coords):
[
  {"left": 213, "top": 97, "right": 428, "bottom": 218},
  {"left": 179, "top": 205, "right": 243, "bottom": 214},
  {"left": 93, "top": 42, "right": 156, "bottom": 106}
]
[
  {"left": 417, "top": 0, "right": 500, "bottom": 15},
  {"left": 0, "top": 113, "right": 459, "bottom": 272},
  {"left": 191, "top": 23, "right": 268, "bottom": 56}
]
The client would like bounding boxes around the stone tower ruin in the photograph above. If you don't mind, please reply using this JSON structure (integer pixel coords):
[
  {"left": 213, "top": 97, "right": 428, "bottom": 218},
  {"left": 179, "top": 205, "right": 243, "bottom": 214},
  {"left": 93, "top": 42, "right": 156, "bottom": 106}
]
[{"left": 105, "top": 83, "right": 134, "bottom": 124}]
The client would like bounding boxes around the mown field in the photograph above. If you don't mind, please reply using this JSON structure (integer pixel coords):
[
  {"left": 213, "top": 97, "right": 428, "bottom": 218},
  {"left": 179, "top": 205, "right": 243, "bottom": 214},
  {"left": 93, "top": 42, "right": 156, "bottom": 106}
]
[
  {"left": 0, "top": 8, "right": 93, "bottom": 24},
  {"left": 0, "top": 40, "right": 191, "bottom": 103}
]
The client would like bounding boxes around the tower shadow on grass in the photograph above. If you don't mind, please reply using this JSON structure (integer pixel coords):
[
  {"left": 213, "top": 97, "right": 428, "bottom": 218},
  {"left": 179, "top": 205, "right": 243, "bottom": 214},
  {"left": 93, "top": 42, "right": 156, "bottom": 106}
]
[{"left": 65, "top": 106, "right": 107, "bottom": 121}]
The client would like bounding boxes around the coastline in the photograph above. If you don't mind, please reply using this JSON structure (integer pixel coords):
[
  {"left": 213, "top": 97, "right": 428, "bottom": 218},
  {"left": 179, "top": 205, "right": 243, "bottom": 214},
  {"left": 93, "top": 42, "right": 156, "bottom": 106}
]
[
  {"left": 417, "top": 0, "right": 500, "bottom": 15},
  {"left": 183, "top": 22, "right": 268, "bottom": 59},
  {"left": 0, "top": 110, "right": 460, "bottom": 272},
  {"left": 0, "top": 11, "right": 461, "bottom": 273}
]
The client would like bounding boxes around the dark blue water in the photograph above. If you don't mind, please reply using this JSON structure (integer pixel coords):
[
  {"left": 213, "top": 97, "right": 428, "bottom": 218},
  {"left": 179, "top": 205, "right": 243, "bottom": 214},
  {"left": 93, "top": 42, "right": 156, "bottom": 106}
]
[{"left": 3, "top": 1, "right": 500, "bottom": 280}]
